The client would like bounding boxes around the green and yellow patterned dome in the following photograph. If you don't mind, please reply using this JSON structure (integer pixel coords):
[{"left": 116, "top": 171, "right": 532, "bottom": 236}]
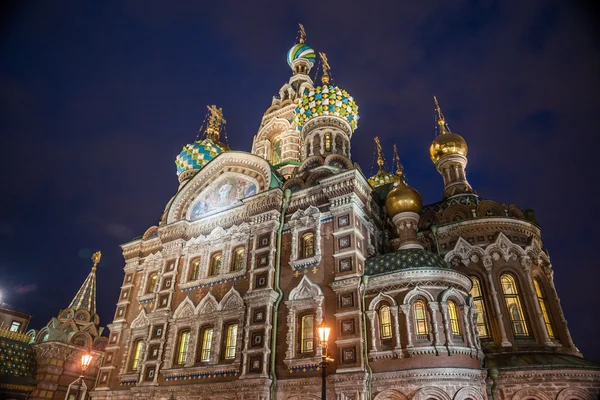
[
  {"left": 294, "top": 85, "right": 359, "bottom": 132},
  {"left": 175, "top": 138, "right": 228, "bottom": 176}
]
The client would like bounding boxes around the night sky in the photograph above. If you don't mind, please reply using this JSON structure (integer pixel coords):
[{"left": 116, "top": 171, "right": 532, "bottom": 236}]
[{"left": 1, "top": 1, "right": 599, "bottom": 362}]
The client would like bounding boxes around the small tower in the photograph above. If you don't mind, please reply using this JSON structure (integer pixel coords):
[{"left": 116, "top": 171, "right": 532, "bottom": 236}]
[
  {"left": 429, "top": 96, "right": 473, "bottom": 199},
  {"left": 294, "top": 52, "right": 359, "bottom": 171},
  {"left": 385, "top": 148, "right": 423, "bottom": 250},
  {"left": 368, "top": 137, "right": 397, "bottom": 188},
  {"left": 67, "top": 251, "right": 101, "bottom": 321}
]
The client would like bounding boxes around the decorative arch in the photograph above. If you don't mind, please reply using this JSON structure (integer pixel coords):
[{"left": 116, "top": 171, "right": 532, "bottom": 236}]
[
  {"left": 444, "top": 236, "right": 485, "bottom": 265},
  {"left": 439, "top": 287, "right": 467, "bottom": 305},
  {"left": 442, "top": 204, "right": 472, "bottom": 223},
  {"left": 368, "top": 292, "right": 397, "bottom": 310},
  {"left": 289, "top": 275, "right": 323, "bottom": 300},
  {"left": 556, "top": 388, "right": 594, "bottom": 400},
  {"left": 453, "top": 387, "right": 484, "bottom": 400},
  {"left": 412, "top": 387, "right": 452, "bottom": 400},
  {"left": 476, "top": 200, "right": 504, "bottom": 217},
  {"left": 220, "top": 286, "right": 244, "bottom": 311},
  {"left": 173, "top": 297, "right": 196, "bottom": 319},
  {"left": 324, "top": 153, "right": 352, "bottom": 169},
  {"left": 402, "top": 286, "right": 435, "bottom": 305},
  {"left": 511, "top": 388, "right": 553, "bottom": 400},
  {"left": 508, "top": 204, "right": 525, "bottom": 219},
  {"left": 197, "top": 292, "right": 219, "bottom": 315},
  {"left": 373, "top": 389, "right": 408, "bottom": 400},
  {"left": 485, "top": 232, "right": 526, "bottom": 261},
  {"left": 142, "top": 225, "right": 159, "bottom": 240},
  {"left": 131, "top": 309, "right": 149, "bottom": 329},
  {"left": 256, "top": 117, "right": 290, "bottom": 141},
  {"left": 70, "top": 332, "right": 92, "bottom": 347}
]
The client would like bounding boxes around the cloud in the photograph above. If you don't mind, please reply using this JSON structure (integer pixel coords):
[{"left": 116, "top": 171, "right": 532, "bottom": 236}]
[{"left": 14, "top": 284, "right": 37, "bottom": 295}]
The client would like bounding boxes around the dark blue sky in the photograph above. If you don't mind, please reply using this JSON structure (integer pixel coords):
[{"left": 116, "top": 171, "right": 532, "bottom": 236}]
[{"left": 1, "top": 1, "right": 598, "bottom": 361}]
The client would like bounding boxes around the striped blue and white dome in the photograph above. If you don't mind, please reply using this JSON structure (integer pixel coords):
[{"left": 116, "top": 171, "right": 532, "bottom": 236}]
[{"left": 287, "top": 43, "right": 316, "bottom": 67}]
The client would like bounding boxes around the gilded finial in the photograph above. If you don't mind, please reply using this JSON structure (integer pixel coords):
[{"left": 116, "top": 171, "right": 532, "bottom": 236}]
[
  {"left": 434, "top": 96, "right": 451, "bottom": 135},
  {"left": 374, "top": 137, "right": 385, "bottom": 169},
  {"left": 319, "top": 52, "right": 330, "bottom": 85},
  {"left": 205, "top": 105, "right": 226, "bottom": 142},
  {"left": 91, "top": 251, "right": 101, "bottom": 271},
  {"left": 298, "top": 23, "right": 306, "bottom": 44},
  {"left": 393, "top": 144, "right": 405, "bottom": 181}
]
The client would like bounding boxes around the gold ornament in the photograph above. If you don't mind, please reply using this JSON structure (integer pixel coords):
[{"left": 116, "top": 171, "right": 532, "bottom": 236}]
[{"left": 429, "top": 96, "right": 468, "bottom": 163}]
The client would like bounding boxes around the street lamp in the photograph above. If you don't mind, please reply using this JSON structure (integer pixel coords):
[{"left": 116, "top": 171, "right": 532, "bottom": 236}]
[
  {"left": 318, "top": 324, "right": 333, "bottom": 400},
  {"left": 74, "top": 353, "right": 93, "bottom": 400}
]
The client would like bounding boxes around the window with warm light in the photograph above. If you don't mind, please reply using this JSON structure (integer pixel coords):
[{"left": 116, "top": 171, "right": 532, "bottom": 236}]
[
  {"left": 131, "top": 339, "right": 143, "bottom": 371},
  {"left": 414, "top": 300, "right": 429, "bottom": 335},
  {"left": 534, "top": 278, "right": 555, "bottom": 339},
  {"left": 470, "top": 276, "right": 491, "bottom": 338},
  {"left": 232, "top": 248, "right": 244, "bottom": 271},
  {"left": 448, "top": 300, "right": 461, "bottom": 335},
  {"left": 501, "top": 274, "right": 529, "bottom": 336},
  {"left": 324, "top": 133, "right": 332, "bottom": 152},
  {"left": 9, "top": 321, "right": 21, "bottom": 332},
  {"left": 300, "top": 314, "right": 314, "bottom": 352},
  {"left": 209, "top": 253, "right": 222, "bottom": 276},
  {"left": 175, "top": 330, "right": 190, "bottom": 366},
  {"left": 190, "top": 258, "right": 201, "bottom": 281},
  {"left": 301, "top": 232, "right": 315, "bottom": 258},
  {"left": 271, "top": 136, "right": 282, "bottom": 165},
  {"left": 379, "top": 305, "right": 392, "bottom": 340},
  {"left": 147, "top": 273, "right": 158, "bottom": 293},
  {"left": 224, "top": 324, "right": 238, "bottom": 359},
  {"left": 198, "top": 327, "right": 213, "bottom": 362}
]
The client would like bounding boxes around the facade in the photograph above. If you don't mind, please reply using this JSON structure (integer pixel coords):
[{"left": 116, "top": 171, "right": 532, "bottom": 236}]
[
  {"left": 0, "top": 308, "right": 36, "bottom": 400},
  {"left": 0, "top": 305, "right": 32, "bottom": 334},
  {"left": 90, "top": 28, "right": 600, "bottom": 400}
]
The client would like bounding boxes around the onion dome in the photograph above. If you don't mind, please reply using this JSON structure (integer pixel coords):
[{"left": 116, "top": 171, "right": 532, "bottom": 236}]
[
  {"left": 175, "top": 138, "right": 227, "bottom": 176},
  {"left": 385, "top": 146, "right": 422, "bottom": 215},
  {"left": 429, "top": 96, "right": 468, "bottom": 163},
  {"left": 287, "top": 43, "right": 316, "bottom": 67},
  {"left": 294, "top": 85, "right": 359, "bottom": 132}
]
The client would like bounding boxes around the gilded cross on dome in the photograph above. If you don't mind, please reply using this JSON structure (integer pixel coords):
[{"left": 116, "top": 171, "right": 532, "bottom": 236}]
[
  {"left": 374, "top": 137, "right": 384, "bottom": 170},
  {"left": 319, "top": 52, "right": 331, "bottom": 85},
  {"left": 433, "top": 96, "right": 451, "bottom": 135},
  {"left": 298, "top": 23, "right": 306, "bottom": 44},
  {"left": 206, "top": 105, "right": 226, "bottom": 142}
]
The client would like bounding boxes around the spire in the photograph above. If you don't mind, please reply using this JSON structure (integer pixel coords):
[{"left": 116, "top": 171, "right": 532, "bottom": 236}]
[
  {"left": 205, "top": 105, "right": 226, "bottom": 142},
  {"left": 68, "top": 251, "right": 100, "bottom": 315},
  {"left": 298, "top": 23, "right": 306, "bottom": 44},
  {"left": 319, "top": 52, "right": 331, "bottom": 85},
  {"left": 434, "top": 95, "right": 451, "bottom": 135},
  {"left": 393, "top": 144, "right": 405, "bottom": 182}
]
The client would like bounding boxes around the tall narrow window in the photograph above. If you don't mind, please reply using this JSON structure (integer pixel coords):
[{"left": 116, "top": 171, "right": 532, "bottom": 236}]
[
  {"left": 175, "top": 330, "right": 190, "bottom": 366},
  {"left": 534, "top": 278, "right": 555, "bottom": 339},
  {"left": 300, "top": 314, "right": 314, "bottom": 353},
  {"left": 131, "top": 339, "right": 143, "bottom": 371},
  {"left": 448, "top": 301, "right": 461, "bottom": 335},
  {"left": 414, "top": 300, "right": 429, "bottom": 335},
  {"left": 379, "top": 305, "right": 392, "bottom": 340},
  {"left": 199, "top": 327, "right": 213, "bottom": 362},
  {"left": 324, "top": 133, "right": 332, "bottom": 152},
  {"left": 301, "top": 232, "right": 315, "bottom": 258},
  {"left": 501, "top": 274, "right": 529, "bottom": 336},
  {"left": 224, "top": 324, "right": 238, "bottom": 359},
  {"left": 210, "top": 253, "right": 222, "bottom": 276},
  {"left": 147, "top": 273, "right": 158, "bottom": 293},
  {"left": 232, "top": 248, "right": 244, "bottom": 271},
  {"left": 271, "top": 137, "right": 282, "bottom": 165},
  {"left": 190, "top": 258, "right": 201, "bottom": 281},
  {"left": 470, "top": 276, "right": 491, "bottom": 338}
]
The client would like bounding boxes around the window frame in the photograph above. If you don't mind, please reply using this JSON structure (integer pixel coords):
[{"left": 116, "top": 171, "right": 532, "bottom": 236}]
[
  {"left": 533, "top": 277, "right": 555, "bottom": 339},
  {"left": 174, "top": 329, "right": 191, "bottom": 366},
  {"left": 146, "top": 273, "right": 158, "bottom": 294},
  {"left": 231, "top": 247, "right": 245, "bottom": 271},
  {"left": 378, "top": 304, "right": 393, "bottom": 340},
  {"left": 209, "top": 253, "right": 222, "bottom": 277},
  {"left": 500, "top": 273, "right": 530, "bottom": 337},
  {"left": 448, "top": 300, "right": 461, "bottom": 336},
  {"left": 223, "top": 323, "right": 238, "bottom": 360},
  {"left": 189, "top": 257, "right": 201, "bottom": 281},
  {"left": 413, "top": 300, "right": 429, "bottom": 337},
  {"left": 300, "top": 232, "right": 315, "bottom": 259},
  {"left": 130, "top": 339, "right": 144, "bottom": 371},
  {"left": 299, "top": 313, "right": 315, "bottom": 354},
  {"left": 470, "top": 276, "right": 491, "bottom": 339},
  {"left": 197, "top": 326, "right": 214, "bottom": 363}
]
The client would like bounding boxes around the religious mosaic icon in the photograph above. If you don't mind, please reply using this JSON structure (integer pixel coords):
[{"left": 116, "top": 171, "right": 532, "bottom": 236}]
[
  {"left": 341, "top": 319, "right": 355, "bottom": 334},
  {"left": 338, "top": 214, "right": 349, "bottom": 227},
  {"left": 339, "top": 236, "right": 351, "bottom": 249},
  {"left": 339, "top": 258, "right": 352, "bottom": 272},
  {"left": 190, "top": 175, "right": 258, "bottom": 220}
]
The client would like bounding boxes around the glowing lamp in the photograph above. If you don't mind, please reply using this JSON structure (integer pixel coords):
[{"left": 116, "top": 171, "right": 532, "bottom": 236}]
[
  {"left": 318, "top": 325, "right": 331, "bottom": 344},
  {"left": 81, "top": 354, "right": 93, "bottom": 371}
]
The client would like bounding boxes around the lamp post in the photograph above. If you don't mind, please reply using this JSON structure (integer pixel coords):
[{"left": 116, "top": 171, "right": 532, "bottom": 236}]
[
  {"left": 318, "top": 324, "right": 333, "bottom": 400},
  {"left": 74, "top": 353, "right": 93, "bottom": 400}
]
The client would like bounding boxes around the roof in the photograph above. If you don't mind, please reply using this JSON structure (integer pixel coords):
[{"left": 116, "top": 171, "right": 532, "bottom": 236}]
[
  {"left": 68, "top": 268, "right": 97, "bottom": 315},
  {"left": 484, "top": 352, "right": 600, "bottom": 371},
  {"left": 365, "top": 248, "right": 448, "bottom": 275}
]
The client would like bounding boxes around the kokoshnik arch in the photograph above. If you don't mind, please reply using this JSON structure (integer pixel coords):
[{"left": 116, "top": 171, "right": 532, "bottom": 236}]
[{"left": 82, "top": 25, "right": 600, "bottom": 400}]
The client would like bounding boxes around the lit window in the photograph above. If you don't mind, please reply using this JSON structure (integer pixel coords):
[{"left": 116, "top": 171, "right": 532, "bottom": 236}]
[
  {"left": 324, "top": 133, "right": 332, "bottom": 152},
  {"left": 210, "top": 254, "right": 222, "bottom": 276},
  {"left": 534, "top": 278, "right": 555, "bottom": 339},
  {"left": 301, "top": 314, "right": 314, "bottom": 353},
  {"left": 224, "top": 324, "right": 238, "bottom": 359},
  {"left": 199, "top": 327, "right": 213, "bottom": 362},
  {"left": 147, "top": 274, "right": 158, "bottom": 293},
  {"left": 301, "top": 233, "right": 315, "bottom": 258},
  {"left": 501, "top": 274, "right": 529, "bottom": 336},
  {"left": 131, "top": 340, "right": 143, "bottom": 371},
  {"left": 448, "top": 301, "right": 461, "bottom": 335},
  {"left": 232, "top": 248, "right": 244, "bottom": 271},
  {"left": 175, "top": 330, "right": 190, "bottom": 366},
  {"left": 9, "top": 321, "right": 21, "bottom": 333},
  {"left": 190, "top": 259, "right": 201, "bottom": 281},
  {"left": 414, "top": 300, "right": 428, "bottom": 335},
  {"left": 271, "top": 137, "right": 282, "bottom": 165},
  {"left": 379, "top": 305, "right": 392, "bottom": 340},
  {"left": 470, "top": 277, "right": 491, "bottom": 338}
]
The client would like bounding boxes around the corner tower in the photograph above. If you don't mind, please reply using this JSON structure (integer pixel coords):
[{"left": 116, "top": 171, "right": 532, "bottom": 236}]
[{"left": 429, "top": 96, "right": 473, "bottom": 199}]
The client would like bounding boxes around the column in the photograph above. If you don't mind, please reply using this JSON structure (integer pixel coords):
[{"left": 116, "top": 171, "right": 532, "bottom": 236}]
[
  {"left": 440, "top": 302, "right": 453, "bottom": 346},
  {"left": 427, "top": 302, "right": 443, "bottom": 352},
  {"left": 390, "top": 306, "right": 402, "bottom": 352},
  {"left": 400, "top": 305, "right": 413, "bottom": 347},
  {"left": 520, "top": 257, "right": 553, "bottom": 346},
  {"left": 484, "top": 256, "right": 511, "bottom": 347},
  {"left": 366, "top": 310, "right": 377, "bottom": 352},
  {"left": 545, "top": 267, "right": 578, "bottom": 351}
]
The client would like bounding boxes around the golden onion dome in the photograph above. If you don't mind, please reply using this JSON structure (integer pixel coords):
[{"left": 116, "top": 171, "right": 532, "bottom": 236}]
[
  {"left": 429, "top": 132, "right": 468, "bottom": 164},
  {"left": 385, "top": 180, "right": 422, "bottom": 216}
]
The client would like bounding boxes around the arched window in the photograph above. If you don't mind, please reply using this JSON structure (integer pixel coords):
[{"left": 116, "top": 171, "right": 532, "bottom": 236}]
[
  {"left": 534, "top": 278, "right": 555, "bottom": 339},
  {"left": 223, "top": 323, "right": 238, "bottom": 360},
  {"left": 379, "top": 305, "right": 392, "bottom": 340},
  {"left": 324, "top": 133, "right": 332, "bottom": 152},
  {"left": 130, "top": 339, "right": 144, "bottom": 371},
  {"left": 448, "top": 301, "right": 461, "bottom": 335},
  {"left": 271, "top": 137, "right": 282, "bottom": 165},
  {"left": 232, "top": 248, "right": 244, "bottom": 271},
  {"left": 300, "top": 314, "right": 314, "bottom": 353},
  {"left": 190, "top": 258, "right": 201, "bottom": 281},
  {"left": 500, "top": 274, "right": 529, "bottom": 336},
  {"left": 175, "top": 329, "right": 190, "bottom": 366},
  {"left": 198, "top": 327, "right": 213, "bottom": 362},
  {"left": 470, "top": 277, "right": 491, "bottom": 338},
  {"left": 209, "top": 253, "right": 222, "bottom": 276},
  {"left": 414, "top": 300, "right": 428, "bottom": 336},
  {"left": 301, "top": 232, "right": 315, "bottom": 258},
  {"left": 147, "top": 273, "right": 158, "bottom": 293}
]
